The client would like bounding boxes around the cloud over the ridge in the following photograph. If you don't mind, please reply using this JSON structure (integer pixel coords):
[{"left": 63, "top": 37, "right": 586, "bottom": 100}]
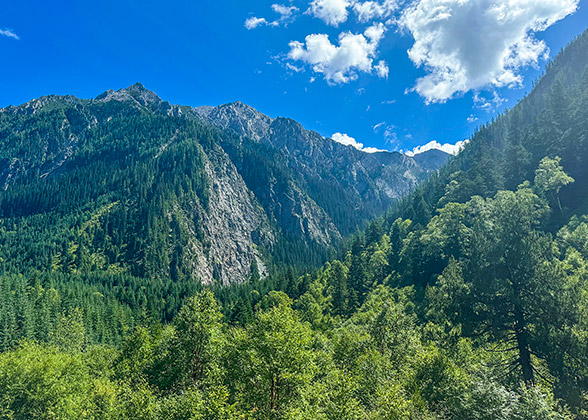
[
  {"left": 288, "top": 23, "right": 388, "bottom": 84},
  {"left": 331, "top": 132, "right": 385, "bottom": 153},
  {"left": 332, "top": 133, "right": 468, "bottom": 156},
  {"left": 399, "top": 0, "right": 579, "bottom": 103},
  {"left": 0, "top": 28, "right": 19, "bottom": 39},
  {"left": 332, "top": 132, "right": 363, "bottom": 147},
  {"left": 405, "top": 140, "right": 468, "bottom": 156}
]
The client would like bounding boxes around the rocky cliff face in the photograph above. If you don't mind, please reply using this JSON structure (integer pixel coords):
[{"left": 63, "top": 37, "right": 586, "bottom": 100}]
[
  {"left": 195, "top": 100, "right": 448, "bottom": 239},
  {"left": 194, "top": 101, "right": 272, "bottom": 142},
  {"left": 174, "top": 147, "right": 273, "bottom": 286},
  {"left": 0, "top": 84, "right": 448, "bottom": 284}
]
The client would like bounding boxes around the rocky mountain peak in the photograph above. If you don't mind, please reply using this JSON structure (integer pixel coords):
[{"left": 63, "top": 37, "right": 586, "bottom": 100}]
[
  {"left": 193, "top": 100, "right": 273, "bottom": 142},
  {"left": 0, "top": 95, "right": 82, "bottom": 116},
  {"left": 412, "top": 149, "right": 453, "bottom": 171},
  {"left": 95, "top": 82, "right": 162, "bottom": 107}
]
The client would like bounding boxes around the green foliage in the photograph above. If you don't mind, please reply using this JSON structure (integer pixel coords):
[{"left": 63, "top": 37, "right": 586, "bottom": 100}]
[
  {"left": 535, "top": 156, "right": 575, "bottom": 212},
  {"left": 173, "top": 290, "right": 225, "bottom": 387},
  {"left": 0, "top": 342, "right": 98, "bottom": 420}
]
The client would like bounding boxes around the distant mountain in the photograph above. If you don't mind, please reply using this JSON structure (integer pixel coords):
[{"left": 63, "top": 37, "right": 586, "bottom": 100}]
[
  {"left": 0, "top": 84, "right": 446, "bottom": 285},
  {"left": 194, "top": 100, "right": 448, "bottom": 240},
  {"left": 412, "top": 149, "right": 452, "bottom": 171}
]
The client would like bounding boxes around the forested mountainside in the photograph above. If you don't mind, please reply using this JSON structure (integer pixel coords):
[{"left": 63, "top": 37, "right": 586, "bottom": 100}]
[
  {"left": 390, "top": 28, "right": 588, "bottom": 225},
  {"left": 195, "top": 101, "right": 447, "bottom": 232},
  {"left": 1, "top": 24, "right": 587, "bottom": 420},
  {"left": 0, "top": 85, "right": 444, "bottom": 289}
]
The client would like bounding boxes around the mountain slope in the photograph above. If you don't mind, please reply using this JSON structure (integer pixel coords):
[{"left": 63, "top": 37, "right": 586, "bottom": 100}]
[
  {"left": 251, "top": 27, "right": 588, "bottom": 414},
  {"left": 383, "top": 28, "right": 588, "bottom": 229},
  {"left": 195, "top": 100, "right": 447, "bottom": 238},
  {"left": 0, "top": 85, "right": 446, "bottom": 285}
]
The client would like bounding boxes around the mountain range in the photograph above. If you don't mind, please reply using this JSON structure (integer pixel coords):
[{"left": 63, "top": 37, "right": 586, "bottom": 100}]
[{"left": 0, "top": 86, "right": 447, "bottom": 285}]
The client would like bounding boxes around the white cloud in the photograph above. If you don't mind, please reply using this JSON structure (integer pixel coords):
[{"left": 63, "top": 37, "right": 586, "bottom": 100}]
[
  {"left": 286, "top": 62, "right": 304, "bottom": 72},
  {"left": 331, "top": 132, "right": 386, "bottom": 153},
  {"left": 288, "top": 23, "right": 386, "bottom": 84},
  {"left": 0, "top": 28, "right": 19, "bottom": 40},
  {"left": 352, "top": 0, "right": 398, "bottom": 23},
  {"left": 245, "top": 17, "right": 270, "bottom": 30},
  {"left": 272, "top": 4, "right": 299, "bottom": 21},
  {"left": 374, "top": 60, "right": 389, "bottom": 78},
  {"left": 332, "top": 132, "right": 363, "bottom": 148},
  {"left": 373, "top": 121, "right": 397, "bottom": 145},
  {"left": 399, "top": 0, "right": 579, "bottom": 103},
  {"left": 245, "top": 4, "right": 299, "bottom": 29},
  {"left": 474, "top": 92, "right": 506, "bottom": 112},
  {"left": 308, "top": 0, "right": 351, "bottom": 26},
  {"left": 383, "top": 125, "right": 397, "bottom": 143},
  {"left": 364, "top": 23, "right": 386, "bottom": 42},
  {"left": 363, "top": 147, "right": 386, "bottom": 153},
  {"left": 405, "top": 140, "right": 469, "bottom": 156},
  {"left": 467, "top": 115, "right": 478, "bottom": 124}
]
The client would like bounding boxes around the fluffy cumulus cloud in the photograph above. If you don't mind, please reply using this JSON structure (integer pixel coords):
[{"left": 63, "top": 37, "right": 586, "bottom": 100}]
[
  {"left": 374, "top": 60, "right": 389, "bottom": 78},
  {"left": 308, "top": 0, "right": 351, "bottom": 26},
  {"left": 399, "top": 0, "right": 579, "bottom": 103},
  {"left": 288, "top": 23, "right": 388, "bottom": 84},
  {"left": 331, "top": 132, "right": 385, "bottom": 153},
  {"left": 405, "top": 139, "right": 469, "bottom": 156},
  {"left": 352, "top": 0, "right": 398, "bottom": 23},
  {"left": 247, "top": 1, "right": 401, "bottom": 83},
  {"left": 0, "top": 28, "right": 19, "bottom": 39}
]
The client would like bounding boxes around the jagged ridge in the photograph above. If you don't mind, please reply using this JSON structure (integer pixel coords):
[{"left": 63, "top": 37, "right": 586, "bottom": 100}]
[{"left": 0, "top": 84, "right": 448, "bottom": 284}]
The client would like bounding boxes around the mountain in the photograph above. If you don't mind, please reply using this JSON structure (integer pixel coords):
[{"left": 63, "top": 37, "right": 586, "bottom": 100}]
[
  {"left": 0, "top": 84, "right": 447, "bottom": 286},
  {"left": 194, "top": 100, "right": 448, "bottom": 238}
]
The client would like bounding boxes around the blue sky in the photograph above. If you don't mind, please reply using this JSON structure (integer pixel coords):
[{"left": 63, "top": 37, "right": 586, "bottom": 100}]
[{"left": 1, "top": 0, "right": 587, "bottom": 154}]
